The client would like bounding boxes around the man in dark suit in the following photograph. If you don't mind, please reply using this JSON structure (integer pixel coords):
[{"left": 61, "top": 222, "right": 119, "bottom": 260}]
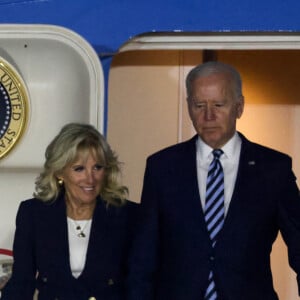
[{"left": 128, "top": 61, "right": 300, "bottom": 300}]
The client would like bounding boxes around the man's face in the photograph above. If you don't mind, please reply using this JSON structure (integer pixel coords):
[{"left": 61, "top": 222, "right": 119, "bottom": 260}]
[{"left": 187, "top": 72, "right": 244, "bottom": 149}]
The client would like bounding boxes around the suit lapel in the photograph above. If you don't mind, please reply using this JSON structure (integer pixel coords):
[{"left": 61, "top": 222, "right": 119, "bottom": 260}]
[
  {"left": 219, "top": 133, "right": 262, "bottom": 238},
  {"left": 172, "top": 136, "right": 210, "bottom": 237}
]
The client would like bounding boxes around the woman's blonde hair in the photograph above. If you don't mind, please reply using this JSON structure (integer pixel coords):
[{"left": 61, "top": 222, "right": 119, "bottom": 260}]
[{"left": 34, "top": 123, "right": 128, "bottom": 206}]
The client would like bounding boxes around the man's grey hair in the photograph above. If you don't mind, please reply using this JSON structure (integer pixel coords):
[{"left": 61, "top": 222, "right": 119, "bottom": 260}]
[{"left": 185, "top": 61, "right": 243, "bottom": 100}]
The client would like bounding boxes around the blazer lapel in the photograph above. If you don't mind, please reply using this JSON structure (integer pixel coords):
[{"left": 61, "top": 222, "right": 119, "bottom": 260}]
[
  {"left": 39, "top": 195, "right": 71, "bottom": 276},
  {"left": 80, "top": 198, "right": 108, "bottom": 279}
]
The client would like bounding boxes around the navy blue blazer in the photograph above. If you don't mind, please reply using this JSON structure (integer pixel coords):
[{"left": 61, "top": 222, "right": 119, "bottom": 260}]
[
  {"left": 2, "top": 194, "right": 139, "bottom": 300},
  {"left": 127, "top": 133, "right": 300, "bottom": 300}
]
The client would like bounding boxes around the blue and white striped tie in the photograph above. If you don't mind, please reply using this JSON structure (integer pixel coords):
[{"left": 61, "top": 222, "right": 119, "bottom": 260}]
[{"left": 204, "top": 149, "right": 224, "bottom": 300}]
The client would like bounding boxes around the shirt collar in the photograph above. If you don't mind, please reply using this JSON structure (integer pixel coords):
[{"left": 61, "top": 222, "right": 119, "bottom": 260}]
[{"left": 196, "top": 132, "right": 241, "bottom": 162}]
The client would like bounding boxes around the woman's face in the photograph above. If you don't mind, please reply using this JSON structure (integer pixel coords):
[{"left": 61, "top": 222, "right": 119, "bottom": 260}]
[{"left": 60, "top": 151, "right": 105, "bottom": 207}]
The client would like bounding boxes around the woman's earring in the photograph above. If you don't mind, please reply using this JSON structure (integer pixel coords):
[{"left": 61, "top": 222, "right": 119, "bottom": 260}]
[{"left": 58, "top": 178, "right": 64, "bottom": 186}]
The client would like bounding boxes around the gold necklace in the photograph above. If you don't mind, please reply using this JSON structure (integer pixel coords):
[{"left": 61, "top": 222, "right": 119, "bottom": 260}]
[{"left": 72, "top": 219, "right": 89, "bottom": 238}]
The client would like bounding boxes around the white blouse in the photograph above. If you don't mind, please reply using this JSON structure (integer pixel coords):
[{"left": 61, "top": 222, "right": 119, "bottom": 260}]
[{"left": 67, "top": 217, "right": 92, "bottom": 278}]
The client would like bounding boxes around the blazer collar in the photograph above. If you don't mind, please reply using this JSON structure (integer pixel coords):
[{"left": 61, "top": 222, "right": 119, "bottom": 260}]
[{"left": 48, "top": 193, "right": 108, "bottom": 279}]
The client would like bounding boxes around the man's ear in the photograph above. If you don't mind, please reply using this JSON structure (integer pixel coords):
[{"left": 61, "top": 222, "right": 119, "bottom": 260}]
[{"left": 237, "top": 96, "right": 244, "bottom": 119}]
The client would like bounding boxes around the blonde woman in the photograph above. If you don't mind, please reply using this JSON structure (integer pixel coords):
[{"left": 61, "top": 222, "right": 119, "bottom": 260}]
[{"left": 2, "top": 123, "right": 139, "bottom": 300}]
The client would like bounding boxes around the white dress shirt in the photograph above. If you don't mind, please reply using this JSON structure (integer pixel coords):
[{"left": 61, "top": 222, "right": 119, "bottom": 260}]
[{"left": 196, "top": 132, "right": 242, "bottom": 215}]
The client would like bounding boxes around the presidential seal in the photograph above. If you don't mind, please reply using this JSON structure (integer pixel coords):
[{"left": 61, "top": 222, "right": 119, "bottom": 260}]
[{"left": 0, "top": 57, "right": 28, "bottom": 159}]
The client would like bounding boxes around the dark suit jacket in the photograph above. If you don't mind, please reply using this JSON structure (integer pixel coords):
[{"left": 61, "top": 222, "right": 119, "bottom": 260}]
[
  {"left": 127, "top": 133, "right": 300, "bottom": 300},
  {"left": 2, "top": 194, "right": 139, "bottom": 300}
]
